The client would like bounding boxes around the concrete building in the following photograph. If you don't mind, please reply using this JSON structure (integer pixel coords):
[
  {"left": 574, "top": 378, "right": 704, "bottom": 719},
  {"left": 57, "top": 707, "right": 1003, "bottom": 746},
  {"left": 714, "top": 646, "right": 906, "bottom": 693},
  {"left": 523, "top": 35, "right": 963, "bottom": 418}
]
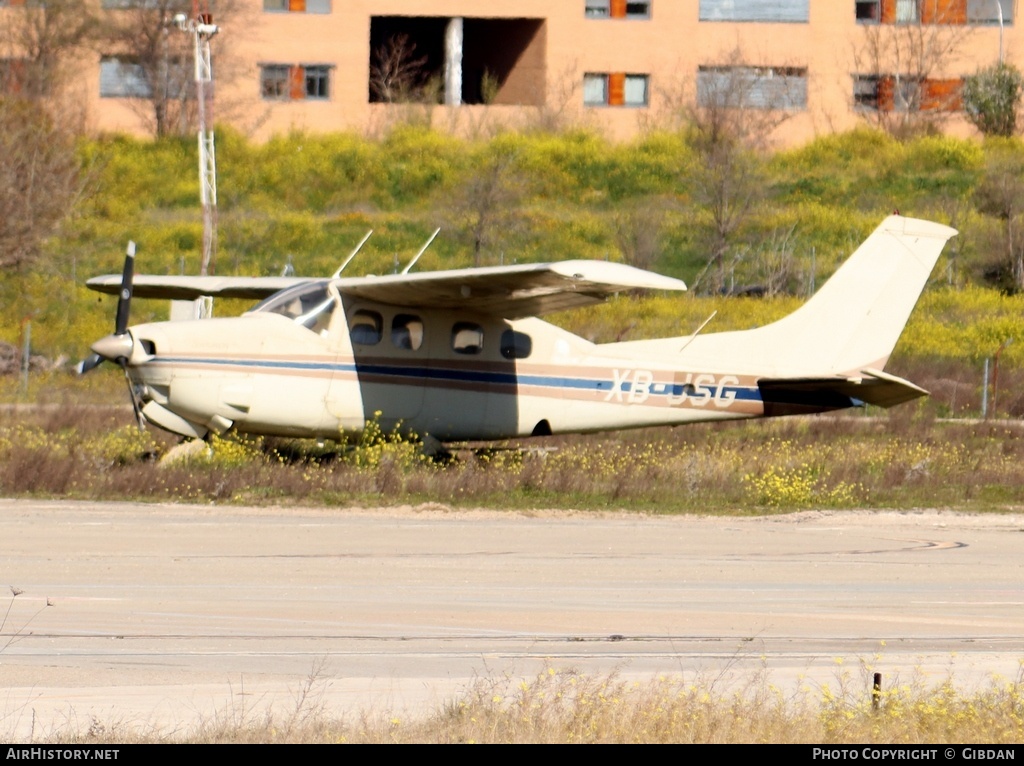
[{"left": 1, "top": 0, "right": 1017, "bottom": 145}]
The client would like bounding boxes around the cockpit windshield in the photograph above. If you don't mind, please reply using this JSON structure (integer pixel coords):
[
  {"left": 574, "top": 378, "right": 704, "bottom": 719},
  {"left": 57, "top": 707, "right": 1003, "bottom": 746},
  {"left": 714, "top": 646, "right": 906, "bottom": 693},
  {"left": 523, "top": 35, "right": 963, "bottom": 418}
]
[{"left": 248, "top": 281, "right": 338, "bottom": 335}]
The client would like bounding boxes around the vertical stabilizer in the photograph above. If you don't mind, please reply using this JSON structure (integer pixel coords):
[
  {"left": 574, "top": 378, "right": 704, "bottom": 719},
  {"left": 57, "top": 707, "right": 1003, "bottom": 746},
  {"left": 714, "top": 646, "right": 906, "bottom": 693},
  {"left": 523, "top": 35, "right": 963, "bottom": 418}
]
[
  {"left": 761, "top": 215, "right": 956, "bottom": 374},
  {"left": 647, "top": 215, "right": 957, "bottom": 377}
]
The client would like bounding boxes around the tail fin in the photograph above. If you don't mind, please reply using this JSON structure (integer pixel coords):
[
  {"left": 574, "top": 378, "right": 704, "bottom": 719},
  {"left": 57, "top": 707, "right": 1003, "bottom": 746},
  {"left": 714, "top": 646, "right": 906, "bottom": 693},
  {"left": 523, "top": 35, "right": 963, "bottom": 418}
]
[
  {"left": 756, "top": 215, "right": 956, "bottom": 374},
  {"left": 658, "top": 216, "right": 957, "bottom": 377}
]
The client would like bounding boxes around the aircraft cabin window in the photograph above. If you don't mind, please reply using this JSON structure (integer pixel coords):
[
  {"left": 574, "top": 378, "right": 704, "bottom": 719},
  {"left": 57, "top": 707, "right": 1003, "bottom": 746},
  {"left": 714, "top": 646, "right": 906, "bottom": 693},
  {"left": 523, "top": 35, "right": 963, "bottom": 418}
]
[
  {"left": 500, "top": 330, "right": 532, "bottom": 360},
  {"left": 297, "top": 295, "right": 336, "bottom": 335},
  {"left": 391, "top": 314, "right": 424, "bottom": 351},
  {"left": 248, "top": 281, "right": 337, "bottom": 335},
  {"left": 350, "top": 310, "right": 383, "bottom": 346},
  {"left": 451, "top": 322, "right": 484, "bottom": 355}
]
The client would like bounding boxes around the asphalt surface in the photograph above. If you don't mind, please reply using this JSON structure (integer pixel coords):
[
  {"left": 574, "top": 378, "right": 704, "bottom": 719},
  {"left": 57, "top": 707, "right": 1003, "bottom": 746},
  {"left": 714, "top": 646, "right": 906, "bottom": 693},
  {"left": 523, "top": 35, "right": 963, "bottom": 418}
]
[{"left": 1, "top": 499, "right": 1022, "bottom": 740}]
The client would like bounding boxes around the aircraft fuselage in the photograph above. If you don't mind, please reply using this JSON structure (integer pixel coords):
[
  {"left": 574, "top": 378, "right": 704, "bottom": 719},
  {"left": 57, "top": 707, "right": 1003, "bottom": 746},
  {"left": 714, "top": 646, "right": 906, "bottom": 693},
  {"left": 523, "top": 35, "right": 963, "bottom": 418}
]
[{"left": 125, "top": 301, "right": 766, "bottom": 442}]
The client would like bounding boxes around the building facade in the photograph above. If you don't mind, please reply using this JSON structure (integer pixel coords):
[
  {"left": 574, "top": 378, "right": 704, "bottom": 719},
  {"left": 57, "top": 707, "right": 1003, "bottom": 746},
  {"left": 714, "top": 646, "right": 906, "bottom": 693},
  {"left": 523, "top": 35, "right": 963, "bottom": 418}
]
[{"left": 1, "top": 0, "right": 1018, "bottom": 145}]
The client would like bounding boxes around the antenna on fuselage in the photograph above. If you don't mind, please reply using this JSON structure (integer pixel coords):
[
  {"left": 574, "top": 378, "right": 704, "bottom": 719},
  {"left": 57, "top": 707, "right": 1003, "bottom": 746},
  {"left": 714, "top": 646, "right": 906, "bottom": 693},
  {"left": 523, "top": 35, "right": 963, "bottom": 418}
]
[
  {"left": 679, "top": 311, "right": 717, "bottom": 353},
  {"left": 331, "top": 230, "right": 373, "bottom": 278},
  {"left": 401, "top": 227, "right": 441, "bottom": 275}
]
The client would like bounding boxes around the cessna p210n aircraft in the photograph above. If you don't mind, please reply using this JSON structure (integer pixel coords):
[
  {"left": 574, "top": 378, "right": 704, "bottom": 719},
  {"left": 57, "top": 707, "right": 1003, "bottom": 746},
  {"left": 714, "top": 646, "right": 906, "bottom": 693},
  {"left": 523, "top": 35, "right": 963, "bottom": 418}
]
[{"left": 82, "top": 215, "right": 956, "bottom": 446}]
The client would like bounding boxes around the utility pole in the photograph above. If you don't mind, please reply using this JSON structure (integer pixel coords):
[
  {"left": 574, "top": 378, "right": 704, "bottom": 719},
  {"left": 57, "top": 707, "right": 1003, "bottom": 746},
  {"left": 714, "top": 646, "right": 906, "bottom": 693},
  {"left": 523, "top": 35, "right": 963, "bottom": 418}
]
[
  {"left": 174, "top": 10, "right": 219, "bottom": 276},
  {"left": 993, "top": 0, "right": 1005, "bottom": 64}
]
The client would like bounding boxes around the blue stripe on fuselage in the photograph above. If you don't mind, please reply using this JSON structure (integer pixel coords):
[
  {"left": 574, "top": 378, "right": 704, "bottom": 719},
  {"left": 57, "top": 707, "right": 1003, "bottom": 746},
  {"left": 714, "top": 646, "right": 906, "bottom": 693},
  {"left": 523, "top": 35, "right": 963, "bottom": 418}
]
[{"left": 149, "top": 356, "right": 763, "bottom": 402}]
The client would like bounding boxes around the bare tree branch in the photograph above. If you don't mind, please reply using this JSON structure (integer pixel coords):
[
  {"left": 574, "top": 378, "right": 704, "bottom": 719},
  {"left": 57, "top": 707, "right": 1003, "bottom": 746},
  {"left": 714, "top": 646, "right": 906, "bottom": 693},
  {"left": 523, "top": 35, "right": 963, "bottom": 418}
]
[
  {"left": 0, "top": 98, "right": 84, "bottom": 271},
  {"left": 448, "top": 144, "right": 528, "bottom": 267},
  {"left": 974, "top": 145, "right": 1024, "bottom": 291},
  {"left": 678, "top": 48, "right": 798, "bottom": 293},
  {"left": 369, "top": 33, "right": 430, "bottom": 104},
  {"left": 851, "top": 19, "right": 972, "bottom": 138},
  {"left": 96, "top": 0, "right": 247, "bottom": 137},
  {"left": 0, "top": 0, "right": 99, "bottom": 101}
]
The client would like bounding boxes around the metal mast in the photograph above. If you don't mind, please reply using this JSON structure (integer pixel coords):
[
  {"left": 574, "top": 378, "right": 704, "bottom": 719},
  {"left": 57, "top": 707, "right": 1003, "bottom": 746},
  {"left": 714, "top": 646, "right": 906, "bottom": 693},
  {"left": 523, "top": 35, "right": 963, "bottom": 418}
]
[{"left": 174, "top": 10, "right": 219, "bottom": 276}]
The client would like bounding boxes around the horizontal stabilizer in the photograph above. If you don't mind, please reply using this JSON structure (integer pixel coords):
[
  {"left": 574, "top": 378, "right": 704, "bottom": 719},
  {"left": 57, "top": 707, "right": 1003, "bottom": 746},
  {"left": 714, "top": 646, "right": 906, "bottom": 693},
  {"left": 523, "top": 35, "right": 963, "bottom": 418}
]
[{"left": 759, "top": 369, "right": 928, "bottom": 417}]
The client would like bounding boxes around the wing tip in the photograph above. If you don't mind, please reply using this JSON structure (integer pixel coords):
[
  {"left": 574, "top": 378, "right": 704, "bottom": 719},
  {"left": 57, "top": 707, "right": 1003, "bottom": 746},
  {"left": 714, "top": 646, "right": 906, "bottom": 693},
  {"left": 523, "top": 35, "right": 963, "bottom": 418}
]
[{"left": 881, "top": 214, "right": 959, "bottom": 241}]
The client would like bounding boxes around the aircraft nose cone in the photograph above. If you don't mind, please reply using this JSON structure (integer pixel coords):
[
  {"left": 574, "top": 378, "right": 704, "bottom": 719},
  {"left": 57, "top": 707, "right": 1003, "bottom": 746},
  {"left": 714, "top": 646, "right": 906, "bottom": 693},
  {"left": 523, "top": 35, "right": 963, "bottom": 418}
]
[{"left": 91, "top": 332, "right": 134, "bottom": 363}]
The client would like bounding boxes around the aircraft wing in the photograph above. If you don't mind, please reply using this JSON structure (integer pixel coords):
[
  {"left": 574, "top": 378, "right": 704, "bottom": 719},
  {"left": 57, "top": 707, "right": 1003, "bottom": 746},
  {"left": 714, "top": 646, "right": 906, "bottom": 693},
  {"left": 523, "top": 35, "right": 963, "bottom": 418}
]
[
  {"left": 758, "top": 368, "right": 928, "bottom": 417},
  {"left": 333, "top": 260, "right": 686, "bottom": 317},
  {"left": 87, "top": 260, "right": 687, "bottom": 317},
  {"left": 85, "top": 274, "right": 312, "bottom": 301}
]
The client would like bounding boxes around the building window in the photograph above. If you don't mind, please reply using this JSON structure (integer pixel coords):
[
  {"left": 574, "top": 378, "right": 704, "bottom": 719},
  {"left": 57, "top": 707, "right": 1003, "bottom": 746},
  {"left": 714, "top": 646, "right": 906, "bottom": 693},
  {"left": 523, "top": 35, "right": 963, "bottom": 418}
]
[
  {"left": 1, "top": 57, "right": 52, "bottom": 97},
  {"left": 586, "top": 0, "right": 651, "bottom": 18},
  {"left": 699, "top": 0, "right": 809, "bottom": 22},
  {"left": 100, "top": 56, "right": 191, "bottom": 99},
  {"left": 624, "top": 74, "right": 648, "bottom": 105},
  {"left": 583, "top": 73, "right": 608, "bottom": 105},
  {"left": 260, "top": 65, "right": 289, "bottom": 100},
  {"left": 968, "top": 0, "right": 1013, "bottom": 24},
  {"left": 894, "top": 79, "right": 922, "bottom": 111},
  {"left": 0, "top": 59, "right": 27, "bottom": 95},
  {"left": 100, "top": 0, "right": 165, "bottom": 8},
  {"left": 895, "top": 0, "right": 921, "bottom": 23},
  {"left": 853, "top": 74, "right": 962, "bottom": 112},
  {"left": 854, "top": 75, "right": 882, "bottom": 109},
  {"left": 260, "top": 64, "right": 331, "bottom": 101},
  {"left": 856, "top": 1, "right": 880, "bottom": 22},
  {"left": 697, "top": 66, "right": 808, "bottom": 110},
  {"left": 584, "top": 73, "right": 649, "bottom": 106},
  {"left": 369, "top": 16, "right": 545, "bottom": 106},
  {"left": 99, "top": 57, "right": 152, "bottom": 98},
  {"left": 305, "top": 65, "right": 330, "bottom": 99},
  {"left": 854, "top": 76, "right": 920, "bottom": 111},
  {"left": 263, "top": 0, "right": 330, "bottom": 13},
  {"left": 859, "top": 0, "right": 999, "bottom": 25}
]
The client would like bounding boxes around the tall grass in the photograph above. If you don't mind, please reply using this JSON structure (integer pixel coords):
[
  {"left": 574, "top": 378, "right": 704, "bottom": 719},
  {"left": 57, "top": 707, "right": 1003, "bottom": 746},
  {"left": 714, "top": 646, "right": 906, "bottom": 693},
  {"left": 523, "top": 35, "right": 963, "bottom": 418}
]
[
  {"left": 27, "top": 665, "right": 1024, "bottom": 743},
  {"left": 2, "top": 393, "right": 1023, "bottom": 512}
]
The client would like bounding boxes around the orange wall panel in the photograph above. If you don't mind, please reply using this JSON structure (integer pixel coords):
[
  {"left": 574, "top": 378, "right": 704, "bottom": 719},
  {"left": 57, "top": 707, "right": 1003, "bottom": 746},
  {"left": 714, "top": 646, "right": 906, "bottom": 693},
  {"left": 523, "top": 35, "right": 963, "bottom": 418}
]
[
  {"left": 289, "top": 66, "right": 306, "bottom": 100},
  {"left": 608, "top": 72, "right": 625, "bottom": 105},
  {"left": 922, "top": 78, "right": 963, "bottom": 110},
  {"left": 880, "top": 0, "right": 897, "bottom": 24},
  {"left": 878, "top": 76, "right": 895, "bottom": 111},
  {"left": 922, "top": 0, "right": 967, "bottom": 24}
]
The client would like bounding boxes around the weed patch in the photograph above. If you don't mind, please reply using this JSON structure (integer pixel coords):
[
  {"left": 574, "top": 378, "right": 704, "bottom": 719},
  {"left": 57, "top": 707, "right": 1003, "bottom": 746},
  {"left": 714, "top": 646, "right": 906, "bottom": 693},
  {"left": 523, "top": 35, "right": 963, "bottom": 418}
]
[{"left": 2, "top": 402, "right": 1024, "bottom": 512}]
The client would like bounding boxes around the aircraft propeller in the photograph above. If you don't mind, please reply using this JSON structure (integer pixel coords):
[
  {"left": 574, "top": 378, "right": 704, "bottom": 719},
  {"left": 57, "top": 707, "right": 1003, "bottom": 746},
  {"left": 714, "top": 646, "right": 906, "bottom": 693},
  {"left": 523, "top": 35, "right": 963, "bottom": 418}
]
[{"left": 78, "top": 242, "right": 146, "bottom": 428}]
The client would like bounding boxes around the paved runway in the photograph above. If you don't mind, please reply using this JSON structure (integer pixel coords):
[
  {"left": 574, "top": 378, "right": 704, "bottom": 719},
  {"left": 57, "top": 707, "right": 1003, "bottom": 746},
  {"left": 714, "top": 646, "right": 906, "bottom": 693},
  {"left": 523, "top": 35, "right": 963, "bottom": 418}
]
[{"left": 1, "top": 499, "right": 1022, "bottom": 739}]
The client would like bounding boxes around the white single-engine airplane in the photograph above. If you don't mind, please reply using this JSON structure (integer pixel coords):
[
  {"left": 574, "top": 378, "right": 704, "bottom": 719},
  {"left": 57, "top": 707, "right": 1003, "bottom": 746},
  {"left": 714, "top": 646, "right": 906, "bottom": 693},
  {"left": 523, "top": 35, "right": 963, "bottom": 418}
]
[{"left": 82, "top": 215, "right": 955, "bottom": 446}]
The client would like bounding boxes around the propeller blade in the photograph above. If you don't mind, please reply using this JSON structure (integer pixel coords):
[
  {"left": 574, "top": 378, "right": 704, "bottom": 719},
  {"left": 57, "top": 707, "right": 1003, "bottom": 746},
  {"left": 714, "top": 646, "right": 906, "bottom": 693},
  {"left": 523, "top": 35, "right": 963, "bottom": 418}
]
[
  {"left": 80, "top": 241, "right": 143, "bottom": 426},
  {"left": 114, "top": 241, "right": 136, "bottom": 336},
  {"left": 120, "top": 361, "right": 146, "bottom": 430},
  {"left": 77, "top": 352, "right": 105, "bottom": 375}
]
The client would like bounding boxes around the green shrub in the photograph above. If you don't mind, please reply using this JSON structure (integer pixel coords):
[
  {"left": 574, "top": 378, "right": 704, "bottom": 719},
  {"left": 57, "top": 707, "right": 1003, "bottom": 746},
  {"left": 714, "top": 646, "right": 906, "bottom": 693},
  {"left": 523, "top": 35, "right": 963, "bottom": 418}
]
[{"left": 378, "top": 125, "right": 464, "bottom": 206}]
